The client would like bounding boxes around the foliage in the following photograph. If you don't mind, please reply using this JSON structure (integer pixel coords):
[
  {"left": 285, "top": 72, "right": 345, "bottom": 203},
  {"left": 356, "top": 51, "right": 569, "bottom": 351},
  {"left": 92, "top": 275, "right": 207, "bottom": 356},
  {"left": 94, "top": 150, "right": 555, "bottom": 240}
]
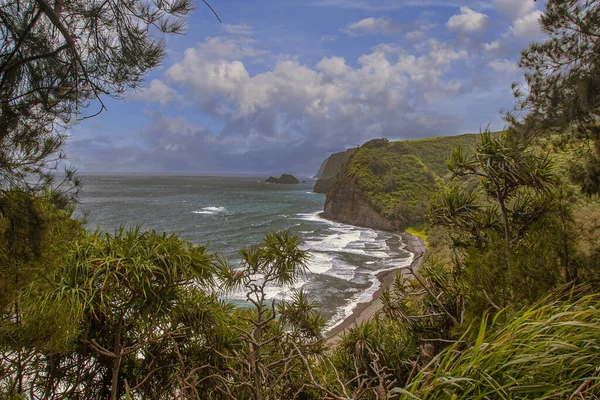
[
  {"left": 201, "top": 231, "right": 325, "bottom": 400},
  {"left": 427, "top": 130, "right": 570, "bottom": 316},
  {"left": 328, "top": 134, "right": 478, "bottom": 229},
  {"left": 0, "top": 0, "right": 207, "bottom": 191},
  {"left": 404, "top": 227, "right": 428, "bottom": 246},
  {"left": 1, "top": 227, "right": 223, "bottom": 400},
  {"left": 515, "top": 0, "right": 600, "bottom": 195},
  {"left": 394, "top": 290, "right": 600, "bottom": 399}
]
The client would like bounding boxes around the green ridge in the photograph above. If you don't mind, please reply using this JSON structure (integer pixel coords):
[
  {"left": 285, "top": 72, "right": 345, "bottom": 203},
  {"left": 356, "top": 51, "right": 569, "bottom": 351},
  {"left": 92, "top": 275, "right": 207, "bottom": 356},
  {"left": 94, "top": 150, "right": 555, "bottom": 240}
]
[{"left": 328, "top": 134, "right": 480, "bottom": 229}]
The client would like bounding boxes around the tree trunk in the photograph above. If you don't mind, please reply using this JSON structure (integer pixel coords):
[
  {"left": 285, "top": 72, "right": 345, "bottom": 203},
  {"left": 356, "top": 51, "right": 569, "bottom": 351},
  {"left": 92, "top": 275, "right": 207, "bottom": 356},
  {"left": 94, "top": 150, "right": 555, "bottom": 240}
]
[
  {"left": 111, "top": 315, "right": 123, "bottom": 400},
  {"left": 497, "top": 195, "right": 510, "bottom": 242},
  {"left": 252, "top": 298, "right": 263, "bottom": 400}
]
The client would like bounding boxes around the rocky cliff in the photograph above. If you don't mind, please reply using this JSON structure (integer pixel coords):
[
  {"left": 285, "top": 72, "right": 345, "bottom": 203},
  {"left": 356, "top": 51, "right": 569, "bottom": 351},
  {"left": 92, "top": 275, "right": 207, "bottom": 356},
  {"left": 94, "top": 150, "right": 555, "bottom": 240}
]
[
  {"left": 322, "top": 175, "right": 398, "bottom": 231},
  {"left": 313, "top": 148, "right": 357, "bottom": 193},
  {"left": 322, "top": 134, "right": 479, "bottom": 231},
  {"left": 313, "top": 159, "right": 328, "bottom": 179}
]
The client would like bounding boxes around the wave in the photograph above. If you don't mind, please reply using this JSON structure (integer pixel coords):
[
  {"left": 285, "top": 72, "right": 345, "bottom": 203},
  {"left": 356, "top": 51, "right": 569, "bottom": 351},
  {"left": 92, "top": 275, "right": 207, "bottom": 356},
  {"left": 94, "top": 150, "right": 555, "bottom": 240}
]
[
  {"left": 191, "top": 206, "right": 227, "bottom": 215},
  {"left": 323, "top": 253, "right": 414, "bottom": 332}
]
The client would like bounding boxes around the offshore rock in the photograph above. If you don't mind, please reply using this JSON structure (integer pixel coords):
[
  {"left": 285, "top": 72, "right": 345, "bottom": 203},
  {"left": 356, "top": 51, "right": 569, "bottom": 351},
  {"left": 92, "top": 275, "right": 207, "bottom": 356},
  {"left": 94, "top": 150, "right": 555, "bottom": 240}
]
[{"left": 277, "top": 174, "right": 299, "bottom": 184}]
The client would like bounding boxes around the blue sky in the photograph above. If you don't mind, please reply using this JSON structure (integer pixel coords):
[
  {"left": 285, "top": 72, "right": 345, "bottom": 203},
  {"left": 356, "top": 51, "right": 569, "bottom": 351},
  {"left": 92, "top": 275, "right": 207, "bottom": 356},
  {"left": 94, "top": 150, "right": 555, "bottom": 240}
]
[{"left": 67, "top": 0, "right": 547, "bottom": 175}]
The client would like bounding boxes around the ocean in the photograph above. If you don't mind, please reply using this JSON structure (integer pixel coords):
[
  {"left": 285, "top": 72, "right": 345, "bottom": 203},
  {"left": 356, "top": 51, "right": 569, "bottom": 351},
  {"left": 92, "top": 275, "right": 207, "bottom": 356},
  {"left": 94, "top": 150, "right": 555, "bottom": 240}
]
[{"left": 76, "top": 174, "right": 413, "bottom": 330}]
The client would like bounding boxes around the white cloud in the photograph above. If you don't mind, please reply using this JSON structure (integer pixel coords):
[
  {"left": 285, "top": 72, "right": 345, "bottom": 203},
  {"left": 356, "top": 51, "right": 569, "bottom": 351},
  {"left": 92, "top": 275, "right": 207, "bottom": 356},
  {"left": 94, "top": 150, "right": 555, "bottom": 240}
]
[
  {"left": 163, "top": 38, "right": 468, "bottom": 149},
  {"left": 127, "top": 80, "right": 178, "bottom": 105},
  {"left": 372, "top": 43, "right": 405, "bottom": 54},
  {"left": 489, "top": 59, "right": 519, "bottom": 74},
  {"left": 510, "top": 11, "right": 544, "bottom": 41},
  {"left": 316, "top": 56, "right": 350, "bottom": 76},
  {"left": 342, "top": 17, "right": 402, "bottom": 36},
  {"left": 484, "top": 39, "right": 501, "bottom": 52},
  {"left": 445, "top": 79, "right": 463, "bottom": 95},
  {"left": 312, "top": 0, "right": 496, "bottom": 12},
  {"left": 190, "top": 37, "right": 268, "bottom": 61},
  {"left": 494, "top": 0, "right": 536, "bottom": 20},
  {"left": 404, "top": 30, "right": 426, "bottom": 41},
  {"left": 222, "top": 23, "right": 253, "bottom": 35},
  {"left": 446, "top": 7, "right": 490, "bottom": 33}
]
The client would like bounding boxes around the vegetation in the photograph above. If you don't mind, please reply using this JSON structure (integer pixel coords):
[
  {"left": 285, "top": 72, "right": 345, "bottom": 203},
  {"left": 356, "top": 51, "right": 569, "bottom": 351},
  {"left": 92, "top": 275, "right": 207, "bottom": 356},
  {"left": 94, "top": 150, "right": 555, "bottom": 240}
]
[
  {"left": 404, "top": 227, "right": 428, "bottom": 245},
  {"left": 514, "top": 0, "right": 600, "bottom": 195},
  {"left": 1, "top": 0, "right": 600, "bottom": 398},
  {"left": 395, "top": 291, "right": 600, "bottom": 399},
  {"left": 328, "top": 134, "right": 479, "bottom": 229}
]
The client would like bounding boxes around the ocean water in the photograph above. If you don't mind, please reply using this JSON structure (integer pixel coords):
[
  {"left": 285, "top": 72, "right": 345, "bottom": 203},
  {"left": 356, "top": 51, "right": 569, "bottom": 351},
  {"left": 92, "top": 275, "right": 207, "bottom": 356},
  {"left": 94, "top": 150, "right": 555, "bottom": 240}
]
[{"left": 76, "top": 174, "right": 413, "bottom": 330}]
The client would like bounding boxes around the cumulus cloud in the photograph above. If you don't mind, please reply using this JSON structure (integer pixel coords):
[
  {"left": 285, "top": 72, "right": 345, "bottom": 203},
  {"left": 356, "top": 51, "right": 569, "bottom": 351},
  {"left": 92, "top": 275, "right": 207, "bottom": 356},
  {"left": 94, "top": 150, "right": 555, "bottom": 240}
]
[
  {"left": 510, "top": 11, "right": 544, "bottom": 41},
  {"left": 483, "top": 9, "right": 545, "bottom": 59},
  {"left": 494, "top": 0, "right": 536, "bottom": 20},
  {"left": 404, "top": 30, "right": 426, "bottom": 41},
  {"left": 342, "top": 17, "right": 402, "bottom": 35},
  {"left": 165, "top": 38, "right": 467, "bottom": 149},
  {"left": 316, "top": 56, "right": 351, "bottom": 76},
  {"left": 222, "top": 23, "right": 254, "bottom": 35},
  {"left": 446, "top": 7, "right": 490, "bottom": 33},
  {"left": 489, "top": 59, "right": 519, "bottom": 75},
  {"left": 127, "top": 80, "right": 178, "bottom": 105},
  {"left": 91, "top": 37, "right": 469, "bottom": 173},
  {"left": 69, "top": 0, "right": 542, "bottom": 174},
  {"left": 313, "top": 0, "right": 496, "bottom": 12},
  {"left": 187, "top": 37, "right": 268, "bottom": 61}
]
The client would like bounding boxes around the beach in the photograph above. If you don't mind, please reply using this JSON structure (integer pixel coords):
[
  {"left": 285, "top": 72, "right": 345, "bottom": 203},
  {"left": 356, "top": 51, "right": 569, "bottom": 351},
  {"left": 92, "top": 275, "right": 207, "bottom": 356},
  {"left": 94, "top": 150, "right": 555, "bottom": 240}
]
[{"left": 325, "top": 232, "right": 426, "bottom": 345}]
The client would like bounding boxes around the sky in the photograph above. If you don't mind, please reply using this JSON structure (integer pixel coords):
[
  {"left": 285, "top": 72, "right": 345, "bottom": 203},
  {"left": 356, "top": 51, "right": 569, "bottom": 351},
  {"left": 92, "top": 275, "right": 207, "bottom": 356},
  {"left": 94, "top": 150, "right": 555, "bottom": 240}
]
[{"left": 66, "top": 0, "right": 548, "bottom": 176}]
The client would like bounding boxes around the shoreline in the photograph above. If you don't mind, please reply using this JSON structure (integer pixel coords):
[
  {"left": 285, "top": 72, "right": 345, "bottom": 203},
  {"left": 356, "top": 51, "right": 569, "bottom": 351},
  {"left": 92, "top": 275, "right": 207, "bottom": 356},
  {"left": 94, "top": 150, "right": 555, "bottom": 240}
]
[{"left": 324, "top": 231, "right": 426, "bottom": 345}]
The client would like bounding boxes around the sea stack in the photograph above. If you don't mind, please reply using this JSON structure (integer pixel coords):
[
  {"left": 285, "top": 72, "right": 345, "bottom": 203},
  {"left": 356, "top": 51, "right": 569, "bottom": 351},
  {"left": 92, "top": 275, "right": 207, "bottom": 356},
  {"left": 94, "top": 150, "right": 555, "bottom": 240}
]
[
  {"left": 277, "top": 174, "right": 299, "bottom": 184},
  {"left": 264, "top": 176, "right": 278, "bottom": 183}
]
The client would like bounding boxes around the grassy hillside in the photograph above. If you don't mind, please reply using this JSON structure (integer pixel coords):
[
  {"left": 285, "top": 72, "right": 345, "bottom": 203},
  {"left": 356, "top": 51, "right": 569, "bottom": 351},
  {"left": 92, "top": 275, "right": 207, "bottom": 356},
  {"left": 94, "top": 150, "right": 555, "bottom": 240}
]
[{"left": 327, "top": 134, "right": 479, "bottom": 229}]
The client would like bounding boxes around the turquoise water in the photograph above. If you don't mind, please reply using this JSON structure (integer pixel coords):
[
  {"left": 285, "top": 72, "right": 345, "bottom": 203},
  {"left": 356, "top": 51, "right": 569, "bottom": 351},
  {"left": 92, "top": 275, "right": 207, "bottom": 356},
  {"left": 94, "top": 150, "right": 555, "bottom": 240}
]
[{"left": 76, "top": 174, "right": 413, "bottom": 329}]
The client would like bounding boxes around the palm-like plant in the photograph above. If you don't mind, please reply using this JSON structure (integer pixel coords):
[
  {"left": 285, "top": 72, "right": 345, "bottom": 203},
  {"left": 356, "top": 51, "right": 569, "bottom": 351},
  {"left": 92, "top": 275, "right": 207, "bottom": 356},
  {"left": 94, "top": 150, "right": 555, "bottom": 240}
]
[
  {"left": 201, "top": 230, "right": 325, "bottom": 400},
  {"left": 445, "top": 130, "right": 555, "bottom": 242},
  {"left": 42, "top": 227, "right": 218, "bottom": 400},
  {"left": 428, "top": 130, "right": 565, "bottom": 318}
]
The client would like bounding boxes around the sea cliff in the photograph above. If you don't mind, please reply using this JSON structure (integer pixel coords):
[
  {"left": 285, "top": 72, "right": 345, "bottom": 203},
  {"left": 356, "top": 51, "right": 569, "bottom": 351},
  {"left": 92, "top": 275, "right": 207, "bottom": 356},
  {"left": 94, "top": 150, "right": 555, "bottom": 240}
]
[
  {"left": 313, "top": 149, "right": 356, "bottom": 193},
  {"left": 321, "top": 134, "right": 479, "bottom": 231}
]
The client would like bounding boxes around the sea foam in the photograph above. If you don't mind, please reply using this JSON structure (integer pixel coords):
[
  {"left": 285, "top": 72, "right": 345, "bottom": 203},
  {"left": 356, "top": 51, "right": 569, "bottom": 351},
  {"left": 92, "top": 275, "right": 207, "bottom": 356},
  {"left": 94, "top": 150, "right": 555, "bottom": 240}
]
[{"left": 192, "top": 206, "right": 227, "bottom": 215}]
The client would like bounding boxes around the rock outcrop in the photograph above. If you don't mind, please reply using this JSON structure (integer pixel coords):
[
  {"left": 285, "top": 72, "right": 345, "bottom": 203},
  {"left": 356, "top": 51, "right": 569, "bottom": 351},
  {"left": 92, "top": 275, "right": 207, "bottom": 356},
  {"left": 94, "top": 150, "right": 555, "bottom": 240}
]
[
  {"left": 322, "top": 177, "right": 397, "bottom": 231},
  {"left": 264, "top": 174, "right": 300, "bottom": 184},
  {"left": 313, "top": 148, "right": 357, "bottom": 193},
  {"left": 313, "top": 176, "right": 336, "bottom": 193},
  {"left": 277, "top": 174, "right": 300, "bottom": 184}
]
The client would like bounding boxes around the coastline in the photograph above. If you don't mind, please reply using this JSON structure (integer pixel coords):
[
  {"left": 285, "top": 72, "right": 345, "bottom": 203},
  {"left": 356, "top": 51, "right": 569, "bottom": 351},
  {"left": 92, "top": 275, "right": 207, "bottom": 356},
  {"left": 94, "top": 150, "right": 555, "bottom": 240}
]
[{"left": 324, "top": 231, "right": 426, "bottom": 345}]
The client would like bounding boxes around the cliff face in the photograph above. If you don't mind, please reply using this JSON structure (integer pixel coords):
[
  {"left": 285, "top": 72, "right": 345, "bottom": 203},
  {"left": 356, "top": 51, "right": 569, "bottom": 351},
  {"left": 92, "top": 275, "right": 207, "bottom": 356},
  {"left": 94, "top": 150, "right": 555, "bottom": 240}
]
[
  {"left": 313, "top": 159, "right": 328, "bottom": 179},
  {"left": 323, "top": 134, "right": 479, "bottom": 231},
  {"left": 313, "top": 149, "right": 357, "bottom": 193},
  {"left": 322, "top": 175, "right": 397, "bottom": 231}
]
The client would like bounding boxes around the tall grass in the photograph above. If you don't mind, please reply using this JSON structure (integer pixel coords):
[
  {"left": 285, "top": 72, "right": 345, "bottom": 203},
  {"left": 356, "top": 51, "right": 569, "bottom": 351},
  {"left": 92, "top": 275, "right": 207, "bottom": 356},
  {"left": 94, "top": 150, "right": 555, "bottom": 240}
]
[{"left": 393, "top": 292, "right": 600, "bottom": 399}]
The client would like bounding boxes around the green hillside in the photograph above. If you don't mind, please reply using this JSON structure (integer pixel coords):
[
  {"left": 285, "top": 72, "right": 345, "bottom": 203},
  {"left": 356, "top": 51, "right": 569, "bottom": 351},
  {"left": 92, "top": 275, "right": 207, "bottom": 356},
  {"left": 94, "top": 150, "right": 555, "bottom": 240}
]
[{"left": 327, "top": 134, "right": 479, "bottom": 228}]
